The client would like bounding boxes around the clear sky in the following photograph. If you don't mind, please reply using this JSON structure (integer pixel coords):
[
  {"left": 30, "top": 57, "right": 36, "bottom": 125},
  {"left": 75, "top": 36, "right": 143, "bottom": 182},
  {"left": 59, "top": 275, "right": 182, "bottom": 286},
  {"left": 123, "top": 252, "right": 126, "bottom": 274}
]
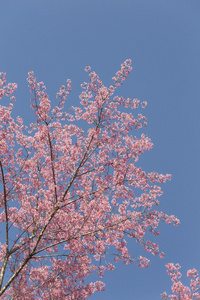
[{"left": 1, "top": 0, "right": 200, "bottom": 299}]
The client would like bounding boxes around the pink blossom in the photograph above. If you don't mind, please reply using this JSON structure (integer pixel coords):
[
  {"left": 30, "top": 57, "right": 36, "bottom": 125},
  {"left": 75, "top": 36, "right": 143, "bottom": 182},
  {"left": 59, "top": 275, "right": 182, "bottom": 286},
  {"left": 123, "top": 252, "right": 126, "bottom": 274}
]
[{"left": 163, "top": 264, "right": 200, "bottom": 299}]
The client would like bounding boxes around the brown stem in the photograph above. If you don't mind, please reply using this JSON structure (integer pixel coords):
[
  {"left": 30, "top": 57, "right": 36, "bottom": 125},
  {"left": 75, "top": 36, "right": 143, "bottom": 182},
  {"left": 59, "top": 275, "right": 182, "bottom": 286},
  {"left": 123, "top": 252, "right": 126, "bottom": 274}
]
[{"left": 0, "top": 161, "right": 9, "bottom": 289}]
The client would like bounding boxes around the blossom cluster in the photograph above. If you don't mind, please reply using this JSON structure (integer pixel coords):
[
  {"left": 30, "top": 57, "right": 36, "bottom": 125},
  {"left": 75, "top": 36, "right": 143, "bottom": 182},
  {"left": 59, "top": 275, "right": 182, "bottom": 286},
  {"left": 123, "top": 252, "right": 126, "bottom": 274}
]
[{"left": 161, "top": 264, "right": 200, "bottom": 300}]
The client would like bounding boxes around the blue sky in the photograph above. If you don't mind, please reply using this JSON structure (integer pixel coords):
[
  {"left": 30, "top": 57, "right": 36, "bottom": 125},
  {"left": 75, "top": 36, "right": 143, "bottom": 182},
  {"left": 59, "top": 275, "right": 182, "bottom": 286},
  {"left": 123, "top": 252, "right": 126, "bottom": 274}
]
[{"left": 1, "top": 0, "right": 200, "bottom": 299}]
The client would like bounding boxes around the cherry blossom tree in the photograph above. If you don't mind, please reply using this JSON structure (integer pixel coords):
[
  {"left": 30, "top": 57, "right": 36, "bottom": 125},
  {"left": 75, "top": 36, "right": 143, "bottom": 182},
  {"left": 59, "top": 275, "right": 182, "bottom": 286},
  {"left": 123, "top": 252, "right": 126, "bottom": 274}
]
[{"left": 0, "top": 60, "right": 182, "bottom": 299}]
